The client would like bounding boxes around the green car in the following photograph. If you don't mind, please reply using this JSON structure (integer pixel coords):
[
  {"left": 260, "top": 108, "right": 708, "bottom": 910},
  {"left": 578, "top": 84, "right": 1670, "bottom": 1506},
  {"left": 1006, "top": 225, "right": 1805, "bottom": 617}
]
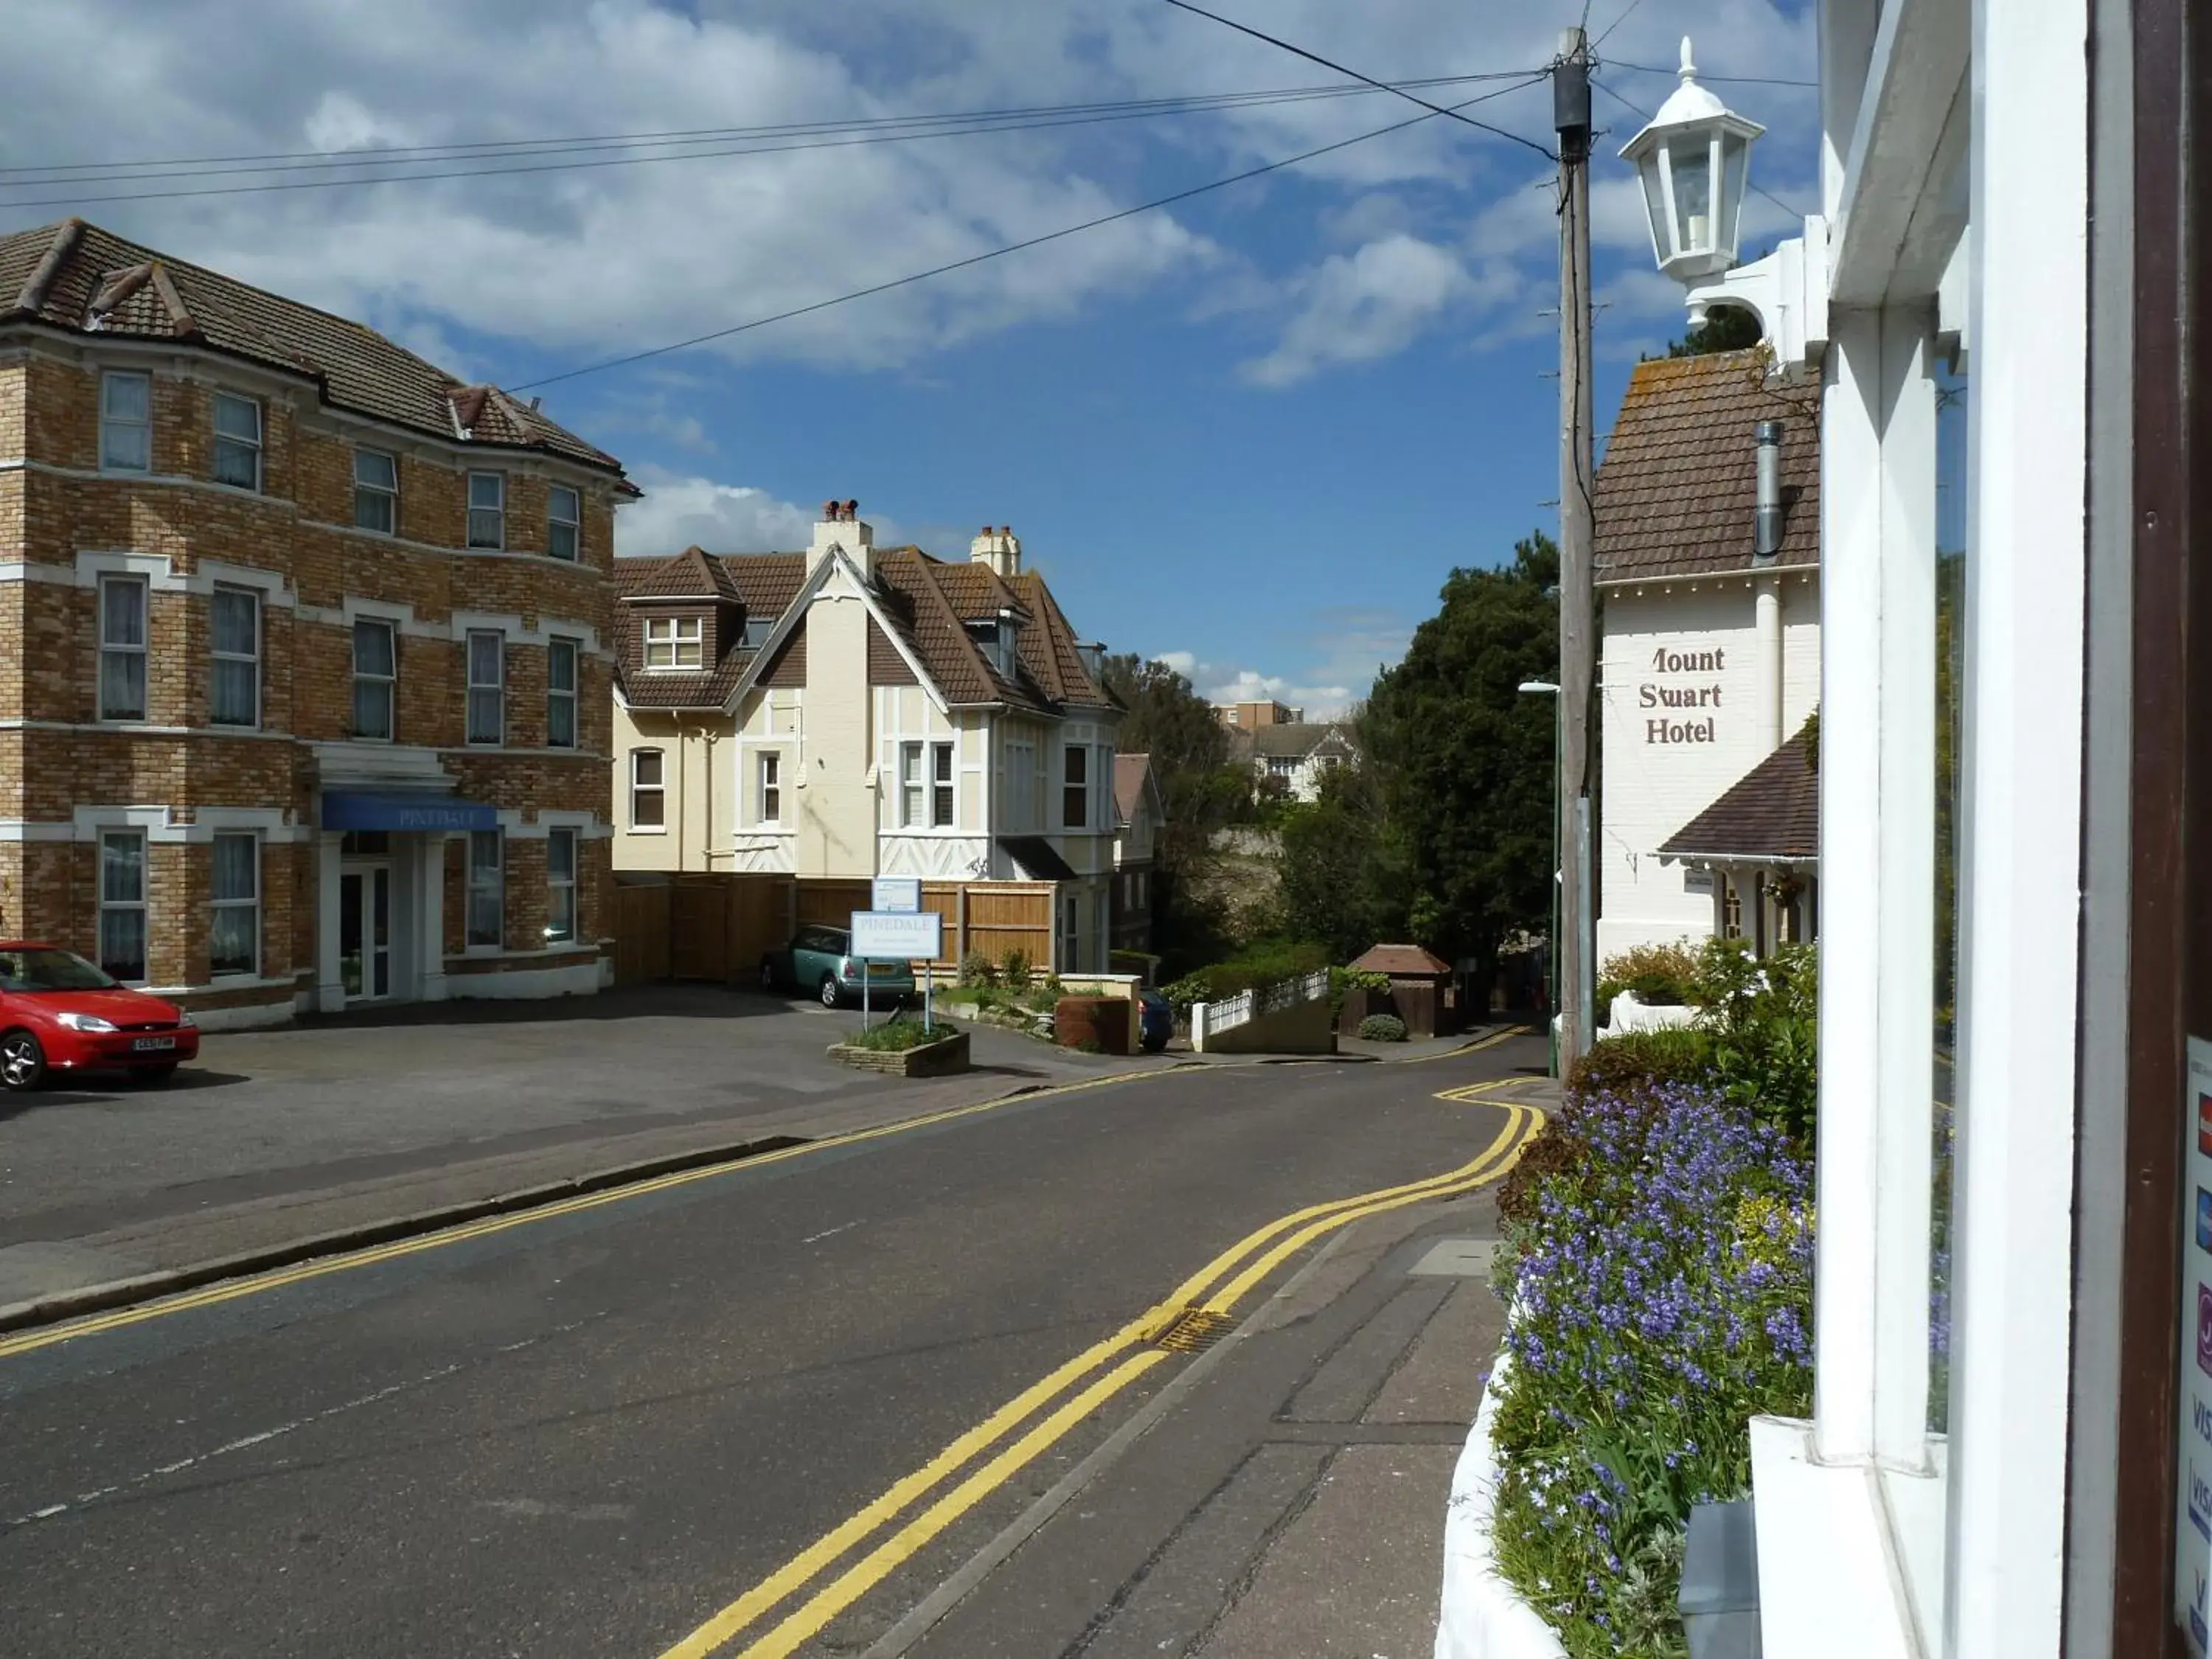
[{"left": 761, "top": 925, "right": 918, "bottom": 1008}]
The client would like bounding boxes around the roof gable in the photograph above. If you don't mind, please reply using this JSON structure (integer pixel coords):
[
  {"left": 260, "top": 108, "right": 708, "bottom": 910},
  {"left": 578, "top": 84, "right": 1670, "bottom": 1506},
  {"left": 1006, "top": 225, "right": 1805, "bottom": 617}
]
[{"left": 1658, "top": 733, "right": 1820, "bottom": 861}]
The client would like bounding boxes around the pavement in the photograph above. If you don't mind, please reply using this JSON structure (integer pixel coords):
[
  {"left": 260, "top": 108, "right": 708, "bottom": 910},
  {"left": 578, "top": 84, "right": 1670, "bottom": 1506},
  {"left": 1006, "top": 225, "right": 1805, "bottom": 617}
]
[
  {"left": 0, "top": 1032, "right": 1556, "bottom": 1659},
  {"left": 0, "top": 985, "right": 1183, "bottom": 1316}
]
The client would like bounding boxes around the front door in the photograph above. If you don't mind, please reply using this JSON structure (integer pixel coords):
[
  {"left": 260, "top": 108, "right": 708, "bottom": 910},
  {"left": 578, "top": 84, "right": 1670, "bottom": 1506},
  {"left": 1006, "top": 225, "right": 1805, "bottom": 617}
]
[{"left": 339, "top": 864, "right": 392, "bottom": 1001}]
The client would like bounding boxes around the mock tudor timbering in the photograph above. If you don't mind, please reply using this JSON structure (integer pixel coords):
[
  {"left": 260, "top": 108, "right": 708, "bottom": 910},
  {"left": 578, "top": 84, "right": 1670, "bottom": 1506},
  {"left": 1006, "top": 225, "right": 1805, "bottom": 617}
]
[{"left": 0, "top": 218, "right": 636, "bottom": 1026}]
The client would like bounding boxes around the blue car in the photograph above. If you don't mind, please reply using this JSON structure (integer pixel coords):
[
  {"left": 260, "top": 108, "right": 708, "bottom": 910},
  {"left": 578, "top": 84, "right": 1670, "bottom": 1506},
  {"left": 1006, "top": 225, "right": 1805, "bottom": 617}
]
[{"left": 1138, "top": 990, "right": 1174, "bottom": 1053}]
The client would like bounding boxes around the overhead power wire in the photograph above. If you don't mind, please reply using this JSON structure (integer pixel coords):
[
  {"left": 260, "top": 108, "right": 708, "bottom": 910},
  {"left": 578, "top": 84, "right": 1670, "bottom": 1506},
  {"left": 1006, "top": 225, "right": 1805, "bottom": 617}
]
[
  {"left": 1592, "top": 0, "right": 1646, "bottom": 50},
  {"left": 1590, "top": 80, "right": 1808, "bottom": 220},
  {"left": 1159, "top": 0, "right": 1557, "bottom": 161},
  {"left": 1605, "top": 62, "right": 1818, "bottom": 88},
  {"left": 508, "top": 74, "right": 1551, "bottom": 394},
  {"left": 0, "top": 73, "right": 1545, "bottom": 201}
]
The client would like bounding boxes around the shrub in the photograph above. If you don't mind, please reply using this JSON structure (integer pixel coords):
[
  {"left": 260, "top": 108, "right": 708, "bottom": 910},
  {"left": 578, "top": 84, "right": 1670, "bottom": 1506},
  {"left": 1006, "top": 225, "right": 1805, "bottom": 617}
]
[
  {"left": 957, "top": 951, "right": 995, "bottom": 990},
  {"left": 1564, "top": 1027, "right": 1719, "bottom": 1103},
  {"left": 845, "top": 1018, "right": 959, "bottom": 1053},
  {"left": 1690, "top": 939, "right": 1818, "bottom": 1141},
  {"left": 1489, "top": 1084, "right": 1814, "bottom": 1655},
  {"left": 1601, "top": 939, "right": 1702, "bottom": 997},
  {"left": 1163, "top": 939, "right": 1329, "bottom": 1007},
  {"left": 1357, "top": 1013, "right": 1408, "bottom": 1042},
  {"left": 1002, "top": 949, "right": 1033, "bottom": 992}
]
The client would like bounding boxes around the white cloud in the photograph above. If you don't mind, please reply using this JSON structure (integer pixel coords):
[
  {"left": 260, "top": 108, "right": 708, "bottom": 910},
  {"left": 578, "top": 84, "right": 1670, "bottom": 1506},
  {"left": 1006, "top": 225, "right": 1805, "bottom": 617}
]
[
  {"left": 1240, "top": 234, "right": 1489, "bottom": 387},
  {"left": 616, "top": 468, "right": 834, "bottom": 554}
]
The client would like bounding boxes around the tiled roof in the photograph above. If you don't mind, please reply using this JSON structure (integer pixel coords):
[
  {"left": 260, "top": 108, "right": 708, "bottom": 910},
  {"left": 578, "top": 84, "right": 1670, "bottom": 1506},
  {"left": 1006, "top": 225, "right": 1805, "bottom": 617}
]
[
  {"left": 1659, "top": 733, "right": 1820, "bottom": 861},
  {"left": 1349, "top": 943, "right": 1452, "bottom": 977},
  {"left": 0, "top": 218, "right": 626, "bottom": 479},
  {"left": 611, "top": 545, "right": 1107, "bottom": 715},
  {"left": 1250, "top": 723, "right": 1355, "bottom": 759},
  {"left": 1113, "top": 754, "right": 1156, "bottom": 825},
  {"left": 1593, "top": 348, "right": 1820, "bottom": 584}
]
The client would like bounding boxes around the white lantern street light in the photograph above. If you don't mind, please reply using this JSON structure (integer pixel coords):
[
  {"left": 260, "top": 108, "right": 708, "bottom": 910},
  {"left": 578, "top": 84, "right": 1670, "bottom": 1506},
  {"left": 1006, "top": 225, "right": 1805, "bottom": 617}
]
[{"left": 1620, "top": 38, "right": 1766, "bottom": 285}]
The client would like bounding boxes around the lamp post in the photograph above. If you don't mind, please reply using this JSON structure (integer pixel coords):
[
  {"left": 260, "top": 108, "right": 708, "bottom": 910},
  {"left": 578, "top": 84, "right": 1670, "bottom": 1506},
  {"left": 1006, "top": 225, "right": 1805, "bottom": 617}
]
[
  {"left": 1618, "top": 39, "right": 1766, "bottom": 287},
  {"left": 1520, "top": 680, "right": 1562, "bottom": 1076}
]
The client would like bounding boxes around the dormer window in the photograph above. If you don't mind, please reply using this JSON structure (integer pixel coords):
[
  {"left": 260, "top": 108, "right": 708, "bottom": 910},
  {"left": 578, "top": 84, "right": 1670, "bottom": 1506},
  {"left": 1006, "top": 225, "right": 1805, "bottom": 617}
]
[
  {"left": 742, "top": 614, "right": 775, "bottom": 651},
  {"left": 966, "top": 613, "right": 1020, "bottom": 679},
  {"left": 644, "top": 615, "right": 703, "bottom": 670}
]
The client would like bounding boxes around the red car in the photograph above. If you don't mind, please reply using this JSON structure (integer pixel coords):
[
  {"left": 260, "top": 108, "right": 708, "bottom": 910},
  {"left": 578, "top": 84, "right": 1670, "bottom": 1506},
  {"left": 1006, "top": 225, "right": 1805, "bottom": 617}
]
[{"left": 0, "top": 942, "right": 198, "bottom": 1091}]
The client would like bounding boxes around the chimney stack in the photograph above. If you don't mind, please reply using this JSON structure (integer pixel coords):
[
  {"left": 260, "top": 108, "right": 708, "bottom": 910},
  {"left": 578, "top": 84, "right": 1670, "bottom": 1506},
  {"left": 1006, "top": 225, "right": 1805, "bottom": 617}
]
[
  {"left": 970, "top": 524, "right": 1021, "bottom": 578},
  {"left": 810, "top": 496, "right": 874, "bottom": 579},
  {"left": 1753, "top": 420, "right": 1784, "bottom": 561}
]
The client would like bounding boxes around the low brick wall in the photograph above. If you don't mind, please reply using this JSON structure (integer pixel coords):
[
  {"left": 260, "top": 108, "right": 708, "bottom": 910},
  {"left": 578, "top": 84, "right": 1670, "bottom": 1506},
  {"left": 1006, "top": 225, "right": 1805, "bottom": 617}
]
[{"left": 827, "top": 1030, "right": 971, "bottom": 1078}]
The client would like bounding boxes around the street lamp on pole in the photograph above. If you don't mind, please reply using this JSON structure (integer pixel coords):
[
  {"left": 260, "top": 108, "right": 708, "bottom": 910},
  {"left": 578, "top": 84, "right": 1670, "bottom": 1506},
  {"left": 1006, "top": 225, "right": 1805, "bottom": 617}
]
[{"left": 1520, "top": 681, "right": 1562, "bottom": 1075}]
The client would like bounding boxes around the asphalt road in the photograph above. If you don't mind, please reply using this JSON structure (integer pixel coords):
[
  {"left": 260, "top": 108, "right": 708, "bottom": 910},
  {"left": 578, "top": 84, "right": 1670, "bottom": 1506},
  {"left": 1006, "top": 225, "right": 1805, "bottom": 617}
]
[{"left": 0, "top": 1038, "right": 1540, "bottom": 1659}]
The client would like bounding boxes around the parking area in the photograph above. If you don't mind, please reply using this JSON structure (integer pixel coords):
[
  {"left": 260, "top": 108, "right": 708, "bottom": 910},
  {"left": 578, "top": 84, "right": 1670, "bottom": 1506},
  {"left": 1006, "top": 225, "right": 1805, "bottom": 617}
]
[{"left": 0, "top": 984, "right": 1152, "bottom": 1253}]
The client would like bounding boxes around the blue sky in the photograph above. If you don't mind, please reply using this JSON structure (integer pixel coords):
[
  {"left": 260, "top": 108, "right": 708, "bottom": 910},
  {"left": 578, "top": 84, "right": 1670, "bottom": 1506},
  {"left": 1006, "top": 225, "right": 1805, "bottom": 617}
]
[{"left": 0, "top": 0, "right": 1817, "bottom": 712}]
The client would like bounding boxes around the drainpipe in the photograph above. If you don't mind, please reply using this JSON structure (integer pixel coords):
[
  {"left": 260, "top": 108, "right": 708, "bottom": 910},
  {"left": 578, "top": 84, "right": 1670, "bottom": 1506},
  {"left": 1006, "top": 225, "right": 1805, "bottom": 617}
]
[{"left": 1753, "top": 419, "right": 1785, "bottom": 753}]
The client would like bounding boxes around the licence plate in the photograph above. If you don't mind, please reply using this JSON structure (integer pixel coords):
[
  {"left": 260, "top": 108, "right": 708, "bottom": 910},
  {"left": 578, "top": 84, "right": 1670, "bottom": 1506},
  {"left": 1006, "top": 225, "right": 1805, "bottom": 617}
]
[
  {"left": 131, "top": 1036, "right": 175, "bottom": 1052},
  {"left": 868, "top": 963, "right": 900, "bottom": 977}
]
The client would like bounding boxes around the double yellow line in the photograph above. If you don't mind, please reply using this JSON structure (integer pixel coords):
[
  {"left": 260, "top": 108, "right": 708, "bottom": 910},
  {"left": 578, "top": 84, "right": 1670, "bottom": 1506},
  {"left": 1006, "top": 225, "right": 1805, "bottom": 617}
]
[{"left": 661, "top": 1097, "right": 1543, "bottom": 1659}]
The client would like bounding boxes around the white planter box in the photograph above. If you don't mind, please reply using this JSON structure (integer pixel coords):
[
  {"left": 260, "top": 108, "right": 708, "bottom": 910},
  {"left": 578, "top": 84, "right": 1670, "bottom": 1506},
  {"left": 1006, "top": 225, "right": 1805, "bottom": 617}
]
[{"left": 1434, "top": 1349, "right": 1569, "bottom": 1659}]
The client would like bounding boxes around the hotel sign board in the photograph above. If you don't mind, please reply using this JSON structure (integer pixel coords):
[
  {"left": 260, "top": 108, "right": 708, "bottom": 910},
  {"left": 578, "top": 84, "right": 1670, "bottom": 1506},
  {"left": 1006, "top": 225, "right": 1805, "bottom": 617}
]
[
  {"left": 849, "top": 910, "right": 942, "bottom": 962},
  {"left": 2177, "top": 1035, "right": 2212, "bottom": 1655},
  {"left": 870, "top": 877, "right": 922, "bottom": 914}
]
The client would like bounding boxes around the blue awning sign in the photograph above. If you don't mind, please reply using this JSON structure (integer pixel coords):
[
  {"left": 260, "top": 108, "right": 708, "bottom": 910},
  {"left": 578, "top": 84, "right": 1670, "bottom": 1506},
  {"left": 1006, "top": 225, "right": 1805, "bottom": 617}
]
[{"left": 321, "top": 791, "right": 498, "bottom": 832}]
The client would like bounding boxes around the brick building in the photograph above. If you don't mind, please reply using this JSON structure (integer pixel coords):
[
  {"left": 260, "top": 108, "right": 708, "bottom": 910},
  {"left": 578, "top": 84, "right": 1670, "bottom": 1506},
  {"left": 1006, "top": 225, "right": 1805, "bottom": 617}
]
[{"left": 0, "top": 219, "right": 634, "bottom": 1027}]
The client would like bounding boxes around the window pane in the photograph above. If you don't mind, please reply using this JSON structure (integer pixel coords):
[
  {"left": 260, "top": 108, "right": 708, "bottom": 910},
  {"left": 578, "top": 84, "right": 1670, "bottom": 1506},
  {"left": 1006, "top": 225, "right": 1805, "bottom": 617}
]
[
  {"left": 212, "top": 659, "right": 258, "bottom": 725},
  {"left": 469, "top": 473, "right": 504, "bottom": 509},
  {"left": 468, "top": 632, "right": 501, "bottom": 685},
  {"left": 102, "top": 421, "right": 150, "bottom": 472},
  {"left": 355, "top": 450, "right": 397, "bottom": 490},
  {"left": 1065, "top": 746, "right": 1086, "bottom": 783},
  {"left": 99, "top": 908, "right": 146, "bottom": 982},
  {"left": 633, "top": 787, "right": 664, "bottom": 828},
  {"left": 354, "top": 620, "right": 394, "bottom": 678},
  {"left": 101, "top": 835, "right": 144, "bottom": 902},
  {"left": 210, "top": 906, "right": 256, "bottom": 976},
  {"left": 548, "top": 694, "right": 576, "bottom": 748},
  {"left": 214, "top": 440, "right": 258, "bottom": 489},
  {"left": 100, "top": 652, "right": 146, "bottom": 721},
  {"left": 934, "top": 744, "right": 953, "bottom": 782},
  {"left": 547, "top": 830, "right": 576, "bottom": 880},
  {"left": 212, "top": 590, "right": 258, "bottom": 655},
  {"left": 212, "top": 833, "right": 256, "bottom": 901},
  {"left": 354, "top": 678, "right": 393, "bottom": 740},
  {"left": 102, "top": 373, "right": 149, "bottom": 421},
  {"left": 549, "top": 641, "right": 577, "bottom": 692},
  {"left": 467, "top": 509, "right": 504, "bottom": 548},
  {"left": 355, "top": 487, "right": 394, "bottom": 534},
  {"left": 102, "top": 580, "right": 145, "bottom": 647},
  {"left": 467, "top": 890, "right": 502, "bottom": 946},
  {"left": 467, "top": 687, "right": 503, "bottom": 744},
  {"left": 546, "top": 886, "right": 576, "bottom": 943},
  {"left": 633, "top": 750, "right": 663, "bottom": 787},
  {"left": 214, "top": 394, "right": 260, "bottom": 441}
]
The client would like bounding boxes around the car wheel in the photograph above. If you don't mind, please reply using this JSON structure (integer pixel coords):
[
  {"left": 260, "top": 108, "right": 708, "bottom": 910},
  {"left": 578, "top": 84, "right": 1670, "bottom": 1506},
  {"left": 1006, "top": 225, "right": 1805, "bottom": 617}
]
[
  {"left": 819, "top": 973, "right": 842, "bottom": 1008},
  {"left": 1, "top": 1029, "right": 46, "bottom": 1093},
  {"left": 127, "top": 1063, "right": 179, "bottom": 1085}
]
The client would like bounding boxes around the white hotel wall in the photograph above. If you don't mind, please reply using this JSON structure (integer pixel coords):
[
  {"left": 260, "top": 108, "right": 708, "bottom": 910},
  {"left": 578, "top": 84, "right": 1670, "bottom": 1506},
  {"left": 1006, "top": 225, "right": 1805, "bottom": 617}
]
[{"left": 1596, "top": 571, "right": 1818, "bottom": 962}]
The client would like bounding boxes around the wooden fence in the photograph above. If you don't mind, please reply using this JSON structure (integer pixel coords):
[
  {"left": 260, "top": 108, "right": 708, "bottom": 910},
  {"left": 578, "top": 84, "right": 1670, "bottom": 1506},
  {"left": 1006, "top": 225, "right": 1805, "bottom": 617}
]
[{"left": 613, "top": 874, "right": 1057, "bottom": 984}]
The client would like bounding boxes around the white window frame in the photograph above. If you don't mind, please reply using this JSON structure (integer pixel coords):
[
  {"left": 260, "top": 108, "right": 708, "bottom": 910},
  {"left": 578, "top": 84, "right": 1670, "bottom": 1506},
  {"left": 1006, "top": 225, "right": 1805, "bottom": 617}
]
[
  {"left": 465, "top": 629, "right": 504, "bottom": 745},
  {"left": 209, "top": 583, "right": 261, "bottom": 728},
  {"left": 212, "top": 392, "right": 262, "bottom": 492},
  {"left": 758, "top": 751, "right": 782, "bottom": 826},
  {"left": 544, "top": 827, "right": 577, "bottom": 945},
  {"left": 644, "top": 615, "right": 703, "bottom": 671},
  {"left": 352, "top": 617, "right": 396, "bottom": 742},
  {"left": 547, "top": 484, "right": 581, "bottom": 561},
  {"left": 467, "top": 471, "right": 505, "bottom": 549},
  {"left": 354, "top": 448, "right": 398, "bottom": 534},
  {"left": 900, "top": 742, "right": 926, "bottom": 827},
  {"left": 97, "top": 830, "right": 147, "bottom": 984},
  {"left": 630, "top": 748, "right": 667, "bottom": 831},
  {"left": 546, "top": 636, "right": 579, "bottom": 749},
  {"left": 931, "top": 740, "right": 955, "bottom": 829},
  {"left": 97, "top": 574, "right": 148, "bottom": 721},
  {"left": 99, "top": 370, "right": 151, "bottom": 473},
  {"left": 465, "top": 828, "right": 504, "bottom": 949},
  {"left": 209, "top": 830, "right": 260, "bottom": 978}
]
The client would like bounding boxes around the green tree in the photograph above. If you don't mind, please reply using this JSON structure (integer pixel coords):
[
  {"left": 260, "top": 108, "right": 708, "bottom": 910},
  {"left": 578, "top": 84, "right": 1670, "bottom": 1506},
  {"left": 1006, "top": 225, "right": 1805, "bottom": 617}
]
[
  {"left": 1274, "top": 757, "right": 1403, "bottom": 963},
  {"left": 1360, "top": 532, "right": 1560, "bottom": 986},
  {"left": 1655, "top": 302, "right": 1764, "bottom": 359}
]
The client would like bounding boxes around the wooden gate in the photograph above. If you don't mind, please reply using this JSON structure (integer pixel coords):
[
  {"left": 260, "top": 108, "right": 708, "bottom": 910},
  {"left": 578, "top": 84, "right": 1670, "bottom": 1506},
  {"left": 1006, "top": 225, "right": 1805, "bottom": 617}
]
[{"left": 611, "top": 881, "right": 672, "bottom": 985}]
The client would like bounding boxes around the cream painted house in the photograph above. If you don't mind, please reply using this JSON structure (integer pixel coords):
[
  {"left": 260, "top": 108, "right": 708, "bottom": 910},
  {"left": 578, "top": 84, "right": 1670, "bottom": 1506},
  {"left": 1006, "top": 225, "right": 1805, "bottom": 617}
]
[
  {"left": 610, "top": 511, "right": 1122, "bottom": 972},
  {"left": 1593, "top": 349, "right": 1821, "bottom": 962}
]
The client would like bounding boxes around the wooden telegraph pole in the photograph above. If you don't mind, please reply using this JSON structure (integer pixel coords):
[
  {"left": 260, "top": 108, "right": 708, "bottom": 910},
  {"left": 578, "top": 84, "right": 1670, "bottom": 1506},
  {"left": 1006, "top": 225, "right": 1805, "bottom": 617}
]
[{"left": 1554, "top": 28, "right": 1597, "bottom": 1071}]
